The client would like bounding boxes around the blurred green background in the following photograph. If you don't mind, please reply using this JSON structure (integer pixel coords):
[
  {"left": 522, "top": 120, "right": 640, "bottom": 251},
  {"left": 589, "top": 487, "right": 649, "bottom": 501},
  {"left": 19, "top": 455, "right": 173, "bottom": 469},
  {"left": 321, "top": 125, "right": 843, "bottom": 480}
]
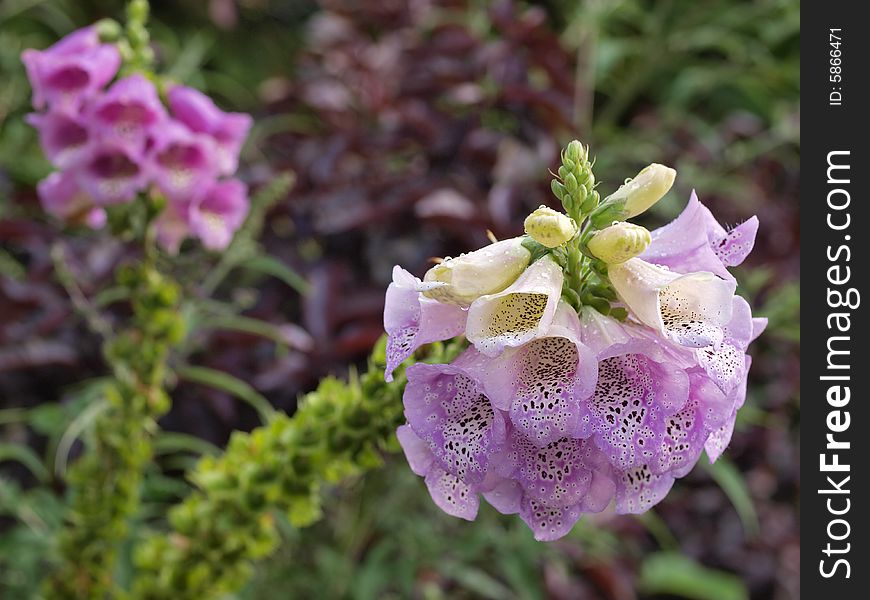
[{"left": 1, "top": 0, "right": 799, "bottom": 598}]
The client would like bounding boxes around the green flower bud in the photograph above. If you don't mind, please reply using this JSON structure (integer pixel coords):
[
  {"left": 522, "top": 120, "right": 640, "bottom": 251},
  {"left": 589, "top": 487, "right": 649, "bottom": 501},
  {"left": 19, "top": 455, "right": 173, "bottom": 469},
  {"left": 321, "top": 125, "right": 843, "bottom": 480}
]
[
  {"left": 523, "top": 206, "right": 578, "bottom": 248},
  {"left": 607, "top": 163, "right": 676, "bottom": 218},
  {"left": 587, "top": 222, "right": 652, "bottom": 264},
  {"left": 96, "top": 19, "right": 122, "bottom": 42},
  {"left": 423, "top": 236, "right": 531, "bottom": 307}
]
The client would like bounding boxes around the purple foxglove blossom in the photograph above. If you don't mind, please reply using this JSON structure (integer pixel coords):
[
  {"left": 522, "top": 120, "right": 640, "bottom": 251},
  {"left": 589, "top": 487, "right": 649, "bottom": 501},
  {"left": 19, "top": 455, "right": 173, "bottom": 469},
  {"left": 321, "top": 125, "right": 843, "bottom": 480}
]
[
  {"left": 149, "top": 122, "right": 218, "bottom": 202},
  {"left": 480, "top": 302, "right": 598, "bottom": 446},
  {"left": 397, "top": 425, "right": 480, "bottom": 520},
  {"left": 37, "top": 170, "right": 94, "bottom": 222},
  {"left": 402, "top": 351, "right": 507, "bottom": 487},
  {"left": 422, "top": 236, "right": 531, "bottom": 307},
  {"left": 466, "top": 255, "right": 563, "bottom": 357},
  {"left": 188, "top": 179, "right": 249, "bottom": 251},
  {"left": 578, "top": 308, "right": 692, "bottom": 471},
  {"left": 155, "top": 199, "right": 193, "bottom": 255},
  {"left": 614, "top": 464, "right": 675, "bottom": 514},
  {"left": 26, "top": 110, "right": 89, "bottom": 168},
  {"left": 21, "top": 26, "right": 121, "bottom": 110},
  {"left": 642, "top": 191, "right": 758, "bottom": 281},
  {"left": 89, "top": 74, "right": 166, "bottom": 156},
  {"left": 76, "top": 141, "right": 148, "bottom": 204},
  {"left": 167, "top": 85, "right": 252, "bottom": 175},
  {"left": 383, "top": 266, "right": 467, "bottom": 381},
  {"left": 608, "top": 257, "right": 736, "bottom": 349}
]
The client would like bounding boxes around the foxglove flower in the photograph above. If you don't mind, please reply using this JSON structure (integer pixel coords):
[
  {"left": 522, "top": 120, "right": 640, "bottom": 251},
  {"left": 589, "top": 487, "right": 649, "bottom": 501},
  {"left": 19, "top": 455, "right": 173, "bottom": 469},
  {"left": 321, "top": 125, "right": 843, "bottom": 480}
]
[
  {"left": 148, "top": 121, "right": 218, "bottom": 202},
  {"left": 154, "top": 199, "right": 193, "bottom": 254},
  {"left": 76, "top": 141, "right": 148, "bottom": 205},
  {"left": 189, "top": 179, "right": 249, "bottom": 251},
  {"left": 608, "top": 258, "right": 736, "bottom": 348},
  {"left": 37, "top": 170, "right": 104, "bottom": 227},
  {"left": 422, "top": 237, "right": 531, "bottom": 307},
  {"left": 26, "top": 109, "right": 89, "bottom": 168},
  {"left": 465, "top": 255, "right": 563, "bottom": 356},
  {"left": 89, "top": 74, "right": 166, "bottom": 157},
  {"left": 168, "top": 85, "right": 253, "bottom": 175},
  {"left": 384, "top": 267, "right": 466, "bottom": 381},
  {"left": 481, "top": 302, "right": 598, "bottom": 446},
  {"left": 21, "top": 25, "right": 120, "bottom": 110},
  {"left": 642, "top": 191, "right": 759, "bottom": 282}
]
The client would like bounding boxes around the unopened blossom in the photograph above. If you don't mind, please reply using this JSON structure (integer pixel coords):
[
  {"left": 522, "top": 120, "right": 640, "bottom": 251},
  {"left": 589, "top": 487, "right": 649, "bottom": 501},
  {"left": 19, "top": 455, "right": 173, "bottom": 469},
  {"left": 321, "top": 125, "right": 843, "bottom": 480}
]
[
  {"left": 465, "top": 255, "right": 563, "bottom": 356},
  {"left": 21, "top": 25, "right": 121, "bottom": 110},
  {"left": 76, "top": 141, "right": 148, "bottom": 205},
  {"left": 587, "top": 222, "right": 651, "bottom": 264},
  {"left": 606, "top": 163, "right": 676, "bottom": 219},
  {"left": 89, "top": 74, "right": 166, "bottom": 157},
  {"left": 422, "top": 237, "right": 530, "bottom": 307},
  {"left": 608, "top": 257, "right": 736, "bottom": 348},
  {"left": 154, "top": 199, "right": 192, "bottom": 254},
  {"left": 189, "top": 179, "right": 249, "bottom": 251},
  {"left": 167, "top": 85, "right": 253, "bottom": 175},
  {"left": 523, "top": 206, "right": 577, "bottom": 248},
  {"left": 383, "top": 266, "right": 467, "bottom": 381},
  {"left": 148, "top": 122, "right": 218, "bottom": 202},
  {"left": 26, "top": 110, "right": 89, "bottom": 169}
]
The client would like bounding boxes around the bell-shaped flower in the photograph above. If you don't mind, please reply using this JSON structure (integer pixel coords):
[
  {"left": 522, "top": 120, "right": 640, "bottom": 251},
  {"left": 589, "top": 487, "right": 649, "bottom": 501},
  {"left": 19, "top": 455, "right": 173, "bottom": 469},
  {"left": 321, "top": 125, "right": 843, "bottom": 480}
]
[
  {"left": 482, "top": 434, "right": 615, "bottom": 541},
  {"left": 422, "top": 236, "right": 531, "bottom": 307},
  {"left": 154, "top": 199, "right": 192, "bottom": 255},
  {"left": 397, "top": 425, "right": 480, "bottom": 520},
  {"left": 578, "top": 308, "right": 692, "bottom": 472},
  {"left": 608, "top": 257, "right": 736, "bottom": 349},
  {"left": 76, "top": 141, "right": 148, "bottom": 205},
  {"left": 21, "top": 26, "right": 121, "bottom": 110},
  {"left": 642, "top": 191, "right": 758, "bottom": 282},
  {"left": 26, "top": 109, "right": 89, "bottom": 169},
  {"left": 167, "top": 85, "right": 253, "bottom": 175},
  {"left": 148, "top": 122, "right": 218, "bottom": 203},
  {"left": 383, "top": 267, "right": 466, "bottom": 381},
  {"left": 614, "top": 464, "right": 676, "bottom": 514},
  {"left": 480, "top": 302, "right": 598, "bottom": 446},
  {"left": 37, "top": 170, "right": 104, "bottom": 227},
  {"left": 89, "top": 74, "right": 166, "bottom": 157},
  {"left": 466, "top": 255, "right": 563, "bottom": 356},
  {"left": 188, "top": 179, "right": 249, "bottom": 251}
]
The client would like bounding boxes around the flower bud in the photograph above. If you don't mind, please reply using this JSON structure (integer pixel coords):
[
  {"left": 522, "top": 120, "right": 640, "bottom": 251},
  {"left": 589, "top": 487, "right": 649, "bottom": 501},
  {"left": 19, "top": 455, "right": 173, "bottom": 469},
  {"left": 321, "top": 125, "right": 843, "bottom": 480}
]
[
  {"left": 587, "top": 222, "right": 652, "bottom": 264},
  {"left": 523, "top": 206, "right": 578, "bottom": 248},
  {"left": 608, "top": 163, "right": 676, "bottom": 218},
  {"left": 422, "top": 237, "right": 531, "bottom": 307}
]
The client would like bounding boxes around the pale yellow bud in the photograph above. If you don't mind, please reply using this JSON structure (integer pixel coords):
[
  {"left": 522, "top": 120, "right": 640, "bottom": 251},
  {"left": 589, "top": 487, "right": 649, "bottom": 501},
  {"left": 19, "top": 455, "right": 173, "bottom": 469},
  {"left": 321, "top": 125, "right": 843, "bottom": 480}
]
[
  {"left": 587, "top": 222, "right": 652, "bottom": 264},
  {"left": 422, "top": 237, "right": 531, "bottom": 306},
  {"left": 523, "top": 206, "right": 578, "bottom": 248},
  {"left": 608, "top": 163, "right": 676, "bottom": 218}
]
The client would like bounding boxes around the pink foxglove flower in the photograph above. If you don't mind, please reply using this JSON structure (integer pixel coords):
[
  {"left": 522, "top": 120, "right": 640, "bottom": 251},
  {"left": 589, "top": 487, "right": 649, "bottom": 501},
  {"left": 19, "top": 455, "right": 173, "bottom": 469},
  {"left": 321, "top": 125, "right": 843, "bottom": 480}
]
[
  {"left": 167, "top": 85, "right": 253, "bottom": 175},
  {"left": 26, "top": 109, "right": 90, "bottom": 168},
  {"left": 148, "top": 121, "right": 218, "bottom": 203},
  {"left": 383, "top": 266, "right": 466, "bottom": 382},
  {"left": 188, "top": 179, "right": 249, "bottom": 251},
  {"left": 89, "top": 74, "right": 166, "bottom": 157},
  {"left": 37, "top": 170, "right": 104, "bottom": 227},
  {"left": 77, "top": 141, "right": 148, "bottom": 205},
  {"left": 21, "top": 26, "right": 120, "bottom": 110}
]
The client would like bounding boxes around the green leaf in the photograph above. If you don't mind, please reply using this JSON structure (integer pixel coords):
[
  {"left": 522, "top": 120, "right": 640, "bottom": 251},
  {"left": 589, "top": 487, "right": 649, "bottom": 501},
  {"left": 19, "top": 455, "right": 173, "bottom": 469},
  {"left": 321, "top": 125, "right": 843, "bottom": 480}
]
[
  {"left": 702, "top": 454, "right": 760, "bottom": 538},
  {"left": 176, "top": 365, "right": 275, "bottom": 423},
  {"left": 241, "top": 255, "right": 310, "bottom": 295},
  {"left": 153, "top": 432, "right": 221, "bottom": 457},
  {"left": 639, "top": 552, "right": 748, "bottom": 600},
  {"left": 197, "top": 313, "right": 300, "bottom": 349},
  {"left": 0, "top": 443, "right": 50, "bottom": 483}
]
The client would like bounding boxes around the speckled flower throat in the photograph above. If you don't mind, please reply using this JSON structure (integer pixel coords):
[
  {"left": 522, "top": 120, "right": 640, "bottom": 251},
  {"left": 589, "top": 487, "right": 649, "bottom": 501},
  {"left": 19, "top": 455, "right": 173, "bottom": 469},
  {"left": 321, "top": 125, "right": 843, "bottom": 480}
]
[{"left": 384, "top": 140, "right": 764, "bottom": 541}]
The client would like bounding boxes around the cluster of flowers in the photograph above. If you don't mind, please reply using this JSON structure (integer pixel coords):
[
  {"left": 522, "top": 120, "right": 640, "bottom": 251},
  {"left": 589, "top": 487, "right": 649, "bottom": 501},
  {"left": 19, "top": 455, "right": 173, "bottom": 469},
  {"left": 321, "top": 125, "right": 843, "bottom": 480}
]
[
  {"left": 22, "top": 25, "right": 252, "bottom": 251},
  {"left": 384, "top": 168, "right": 764, "bottom": 541}
]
